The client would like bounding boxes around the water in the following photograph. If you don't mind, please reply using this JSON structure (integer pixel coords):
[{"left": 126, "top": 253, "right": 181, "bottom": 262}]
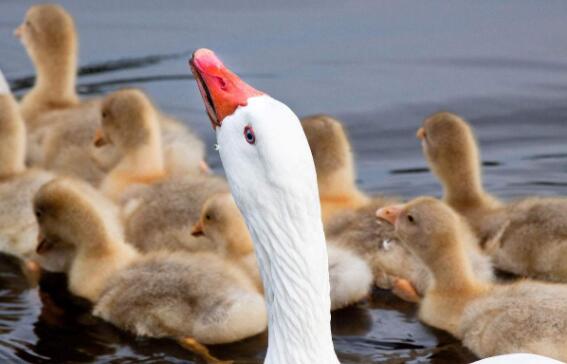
[{"left": 0, "top": 1, "right": 566, "bottom": 363}]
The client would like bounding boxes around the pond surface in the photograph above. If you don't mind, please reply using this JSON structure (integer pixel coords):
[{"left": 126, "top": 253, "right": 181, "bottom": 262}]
[{"left": 1, "top": 1, "right": 567, "bottom": 363}]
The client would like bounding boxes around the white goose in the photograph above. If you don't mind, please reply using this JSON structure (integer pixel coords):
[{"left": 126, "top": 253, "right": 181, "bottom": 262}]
[
  {"left": 189, "top": 50, "right": 565, "bottom": 364},
  {"left": 190, "top": 49, "right": 340, "bottom": 364}
]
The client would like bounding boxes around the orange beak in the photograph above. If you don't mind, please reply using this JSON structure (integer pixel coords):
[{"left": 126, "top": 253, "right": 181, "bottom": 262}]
[
  {"left": 191, "top": 220, "right": 205, "bottom": 237},
  {"left": 189, "top": 48, "right": 263, "bottom": 129},
  {"left": 416, "top": 127, "right": 426, "bottom": 140},
  {"left": 376, "top": 204, "right": 405, "bottom": 225},
  {"left": 36, "top": 231, "right": 51, "bottom": 254},
  {"left": 93, "top": 128, "right": 108, "bottom": 147},
  {"left": 14, "top": 24, "right": 23, "bottom": 38}
]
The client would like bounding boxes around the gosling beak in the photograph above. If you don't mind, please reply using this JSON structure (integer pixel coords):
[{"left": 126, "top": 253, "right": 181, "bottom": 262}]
[
  {"left": 191, "top": 220, "right": 205, "bottom": 237},
  {"left": 21, "top": 259, "right": 41, "bottom": 288},
  {"left": 199, "top": 160, "right": 212, "bottom": 175},
  {"left": 376, "top": 204, "right": 405, "bottom": 225},
  {"left": 93, "top": 128, "right": 108, "bottom": 147},
  {"left": 189, "top": 48, "right": 263, "bottom": 129},
  {"left": 416, "top": 127, "right": 426, "bottom": 140},
  {"left": 13, "top": 24, "right": 23, "bottom": 38},
  {"left": 36, "top": 232, "right": 51, "bottom": 254}
]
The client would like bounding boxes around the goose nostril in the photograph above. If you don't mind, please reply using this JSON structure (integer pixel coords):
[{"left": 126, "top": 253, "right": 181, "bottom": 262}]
[{"left": 215, "top": 76, "right": 227, "bottom": 90}]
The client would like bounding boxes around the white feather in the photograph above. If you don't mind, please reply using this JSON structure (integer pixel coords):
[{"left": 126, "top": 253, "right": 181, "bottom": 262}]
[{"left": 217, "top": 95, "right": 339, "bottom": 364}]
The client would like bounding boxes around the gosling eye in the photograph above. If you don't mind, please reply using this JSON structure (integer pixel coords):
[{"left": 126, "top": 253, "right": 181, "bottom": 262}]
[
  {"left": 34, "top": 208, "right": 43, "bottom": 220},
  {"left": 101, "top": 111, "right": 108, "bottom": 119},
  {"left": 243, "top": 125, "right": 255, "bottom": 145},
  {"left": 407, "top": 214, "right": 415, "bottom": 223},
  {"left": 205, "top": 214, "right": 211, "bottom": 221}
]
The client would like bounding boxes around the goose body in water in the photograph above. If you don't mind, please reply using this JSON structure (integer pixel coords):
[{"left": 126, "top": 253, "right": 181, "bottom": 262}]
[{"left": 190, "top": 49, "right": 340, "bottom": 364}]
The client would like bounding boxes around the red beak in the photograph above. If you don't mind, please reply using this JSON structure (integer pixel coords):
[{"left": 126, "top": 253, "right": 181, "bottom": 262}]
[{"left": 189, "top": 48, "right": 263, "bottom": 129}]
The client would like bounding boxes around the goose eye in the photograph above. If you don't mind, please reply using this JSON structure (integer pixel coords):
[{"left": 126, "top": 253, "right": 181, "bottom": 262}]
[
  {"left": 407, "top": 215, "right": 415, "bottom": 223},
  {"left": 205, "top": 214, "right": 211, "bottom": 221},
  {"left": 101, "top": 111, "right": 108, "bottom": 119},
  {"left": 34, "top": 208, "right": 43, "bottom": 220},
  {"left": 243, "top": 126, "right": 255, "bottom": 144}
]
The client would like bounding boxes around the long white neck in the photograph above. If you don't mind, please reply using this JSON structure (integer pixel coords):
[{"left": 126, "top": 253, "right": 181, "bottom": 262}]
[
  {"left": 246, "top": 192, "right": 338, "bottom": 364},
  {"left": 218, "top": 99, "right": 339, "bottom": 363}
]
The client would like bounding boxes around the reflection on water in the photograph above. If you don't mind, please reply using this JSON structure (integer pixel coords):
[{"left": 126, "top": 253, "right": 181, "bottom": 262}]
[{"left": 1, "top": 0, "right": 567, "bottom": 363}]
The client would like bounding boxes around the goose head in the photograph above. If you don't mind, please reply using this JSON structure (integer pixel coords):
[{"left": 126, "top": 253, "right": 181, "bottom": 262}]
[
  {"left": 190, "top": 49, "right": 338, "bottom": 364},
  {"left": 190, "top": 49, "right": 320, "bottom": 222}
]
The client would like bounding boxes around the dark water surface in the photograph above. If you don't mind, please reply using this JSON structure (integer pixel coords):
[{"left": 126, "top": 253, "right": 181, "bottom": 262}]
[{"left": 1, "top": 1, "right": 567, "bottom": 363}]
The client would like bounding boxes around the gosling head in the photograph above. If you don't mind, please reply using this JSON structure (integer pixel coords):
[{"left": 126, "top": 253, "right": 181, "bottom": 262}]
[
  {"left": 301, "top": 115, "right": 355, "bottom": 195},
  {"left": 417, "top": 112, "right": 479, "bottom": 183},
  {"left": 33, "top": 178, "right": 123, "bottom": 271},
  {"left": 95, "top": 89, "right": 159, "bottom": 152},
  {"left": 376, "top": 197, "right": 461, "bottom": 264},
  {"left": 191, "top": 193, "right": 253, "bottom": 256},
  {"left": 301, "top": 115, "right": 352, "bottom": 186},
  {"left": 14, "top": 4, "right": 77, "bottom": 64}
]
